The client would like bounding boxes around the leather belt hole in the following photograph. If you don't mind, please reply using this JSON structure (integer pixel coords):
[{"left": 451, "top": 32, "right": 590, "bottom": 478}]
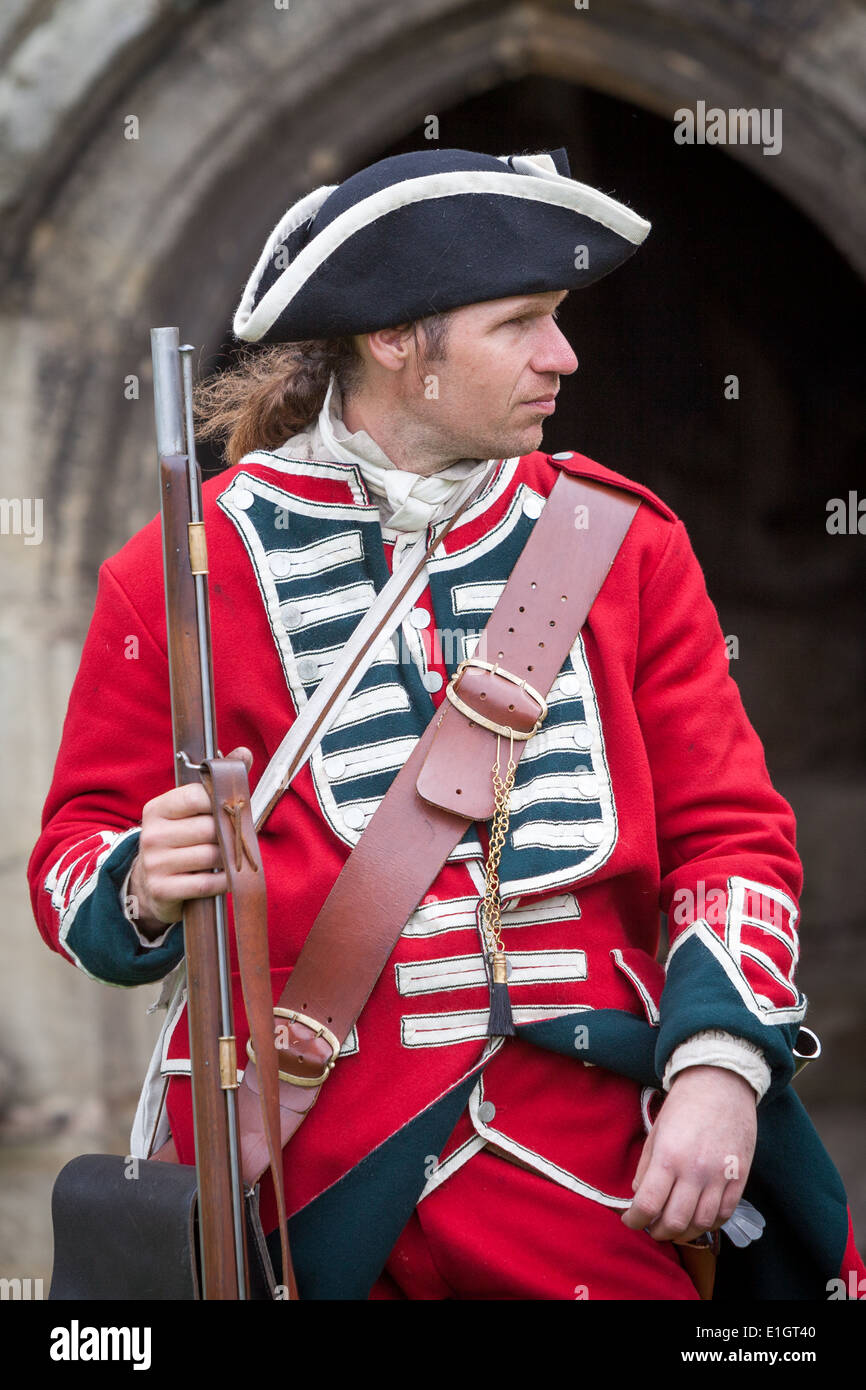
[
  {"left": 518, "top": 606, "right": 525, "bottom": 613},
  {"left": 561, "top": 594, "right": 567, "bottom": 601},
  {"left": 507, "top": 627, "right": 514, "bottom": 634},
  {"left": 480, "top": 691, "right": 486, "bottom": 699},
  {"left": 530, "top": 581, "right": 537, "bottom": 589},
  {"left": 538, "top": 641, "right": 545, "bottom": 648},
  {"left": 527, "top": 664, "right": 534, "bottom": 671},
  {"left": 508, "top": 703, "right": 515, "bottom": 711},
  {"left": 549, "top": 620, "right": 556, "bottom": 627}
]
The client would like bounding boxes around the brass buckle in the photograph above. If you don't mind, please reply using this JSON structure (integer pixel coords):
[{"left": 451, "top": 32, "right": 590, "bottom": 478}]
[
  {"left": 246, "top": 1007, "right": 341, "bottom": 1088},
  {"left": 445, "top": 657, "right": 548, "bottom": 740}
]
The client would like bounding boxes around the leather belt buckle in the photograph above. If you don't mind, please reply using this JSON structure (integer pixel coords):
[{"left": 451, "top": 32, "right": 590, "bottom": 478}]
[
  {"left": 246, "top": 1007, "right": 341, "bottom": 1088},
  {"left": 445, "top": 657, "right": 548, "bottom": 740}
]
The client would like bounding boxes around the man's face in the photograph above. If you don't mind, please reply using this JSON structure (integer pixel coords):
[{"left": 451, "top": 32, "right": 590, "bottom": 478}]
[{"left": 397, "top": 289, "right": 578, "bottom": 466}]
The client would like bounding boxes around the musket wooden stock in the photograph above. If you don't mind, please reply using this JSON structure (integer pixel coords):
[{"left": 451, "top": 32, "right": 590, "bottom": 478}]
[{"left": 160, "top": 453, "right": 244, "bottom": 1300}]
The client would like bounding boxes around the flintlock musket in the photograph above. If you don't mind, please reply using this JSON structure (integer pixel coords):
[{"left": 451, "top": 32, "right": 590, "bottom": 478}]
[{"left": 150, "top": 328, "right": 249, "bottom": 1298}]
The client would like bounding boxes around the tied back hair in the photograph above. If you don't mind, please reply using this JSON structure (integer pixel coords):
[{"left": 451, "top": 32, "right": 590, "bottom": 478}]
[{"left": 193, "top": 313, "right": 452, "bottom": 469}]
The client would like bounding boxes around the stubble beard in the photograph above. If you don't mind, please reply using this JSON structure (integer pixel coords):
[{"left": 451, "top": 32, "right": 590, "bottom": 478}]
[
  {"left": 430, "top": 416, "right": 547, "bottom": 468},
  {"left": 400, "top": 387, "right": 549, "bottom": 470}
]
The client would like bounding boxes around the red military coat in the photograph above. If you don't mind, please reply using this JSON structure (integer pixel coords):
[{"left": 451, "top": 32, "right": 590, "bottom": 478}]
[{"left": 28, "top": 447, "right": 818, "bottom": 1245}]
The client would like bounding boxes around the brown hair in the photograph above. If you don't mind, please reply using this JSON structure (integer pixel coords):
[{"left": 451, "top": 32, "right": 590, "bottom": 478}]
[{"left": 193, "top": 312, "right": 452, "bottom": 468}]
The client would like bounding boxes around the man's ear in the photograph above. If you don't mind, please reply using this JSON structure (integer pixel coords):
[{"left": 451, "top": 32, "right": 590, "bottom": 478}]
[{"left": 365, "top": 323, "right": 414, "bottom": 374}]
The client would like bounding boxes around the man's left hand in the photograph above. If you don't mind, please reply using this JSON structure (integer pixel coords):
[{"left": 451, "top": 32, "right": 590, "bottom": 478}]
[{"left": 621, "top": 1065, "right": 757, "bottom": 1244}]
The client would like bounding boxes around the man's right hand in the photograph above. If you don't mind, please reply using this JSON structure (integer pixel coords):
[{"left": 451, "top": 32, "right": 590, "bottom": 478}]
[{"left": 127, "top": 746, "right": 254, "bottom": 940}]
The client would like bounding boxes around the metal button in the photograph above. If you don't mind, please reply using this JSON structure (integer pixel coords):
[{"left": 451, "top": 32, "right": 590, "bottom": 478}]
[
  {"left": 325, "top": 756, "right": 346, "bottom": 778},
  {"left": 409, "top": 608, "right": 431, "bottom": 629},
  {"left": 560, "top": 674, "right": 581, "bottom": 696},
  {"left": 343, "top": 807, "right": 365, "bottom": 830},
  {"left": 297, "top": 657, "right": 319, "bottom": 682},
  {"left": 281, "top": 602, "right": 302, "bottom": 628},
  {"left": 573, "top": 724, "right": 593, "bottom": 748},
  {"left": 422, "top": 670, "right": 443, "bottom": 692},
  {"left": 269, "top": 553, "right": 293, "bottom": 578},
  {"left": 230, "top": 487, "right": 255, "bottom": 509},
  {"left": 477, "top": 1101, "right": 496, "bottom": 1124},
  {"left": 522, "top": 493, "right": 544, "bottom": 519},
  {"left": 552, "top": 452, "right": 574, "bottom": 461}
]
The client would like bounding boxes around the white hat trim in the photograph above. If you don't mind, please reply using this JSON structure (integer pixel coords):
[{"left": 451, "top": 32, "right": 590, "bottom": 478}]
[
  {"left": 234, "top": 182, "right": 337, "bottom": 339},
  {"left": 234, "top": 168, "right": 651, "bottom": 342}
]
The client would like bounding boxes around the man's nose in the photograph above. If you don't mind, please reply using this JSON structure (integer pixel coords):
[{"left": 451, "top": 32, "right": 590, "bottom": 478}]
[{"left": 533, "top": 321, "right": 578, "bottom": 376}]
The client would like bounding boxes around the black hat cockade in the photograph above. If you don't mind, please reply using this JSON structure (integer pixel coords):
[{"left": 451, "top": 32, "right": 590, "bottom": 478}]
[{"left": 233, "top": 147, "right": 650, "bottom": 344}]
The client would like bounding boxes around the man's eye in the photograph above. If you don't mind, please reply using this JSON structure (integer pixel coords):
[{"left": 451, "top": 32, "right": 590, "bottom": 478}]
[{"left": 499, "top": 307, "right": 560, "bottom": 327}]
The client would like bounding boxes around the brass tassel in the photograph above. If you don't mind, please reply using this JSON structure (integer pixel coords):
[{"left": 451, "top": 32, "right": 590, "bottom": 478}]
[{"left": 487, "top": 950, "right": 516, "bottom": 1037}]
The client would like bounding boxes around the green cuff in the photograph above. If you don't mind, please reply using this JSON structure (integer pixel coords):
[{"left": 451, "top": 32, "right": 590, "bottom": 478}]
[{"left": 63, "top": 830, "right": 185, "bottom": 987}]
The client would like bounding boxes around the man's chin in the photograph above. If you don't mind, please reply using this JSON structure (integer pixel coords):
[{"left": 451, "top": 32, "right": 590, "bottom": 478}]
[
  {"left": 508, "top": 425, "right": 547, "bottom": 458},
  {"left": 476, "top": 427, "right": 547, "bottom": 461},
  {"left": 450, "top": 425, "right": 547, "bottom": 463}
]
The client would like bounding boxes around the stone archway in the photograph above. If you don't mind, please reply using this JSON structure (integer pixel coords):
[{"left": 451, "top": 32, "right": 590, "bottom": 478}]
[{"left": 2, "top": 0, "right": 863, "bottom": 596}]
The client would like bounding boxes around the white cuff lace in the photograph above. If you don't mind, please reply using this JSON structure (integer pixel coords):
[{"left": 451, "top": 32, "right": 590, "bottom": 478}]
[{"left": 662, "top": 1029, "right": 771, "bottom": 1101}]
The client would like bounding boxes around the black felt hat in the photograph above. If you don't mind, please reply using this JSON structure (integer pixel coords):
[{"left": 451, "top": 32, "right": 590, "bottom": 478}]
[{"left": 233, "top": 147, "right": 650, "bottom": 343}]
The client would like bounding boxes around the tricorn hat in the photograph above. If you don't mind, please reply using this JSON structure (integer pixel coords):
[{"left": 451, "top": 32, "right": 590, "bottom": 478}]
[{"left": 233, "top": 147, "right": 650, "bottom": 343}]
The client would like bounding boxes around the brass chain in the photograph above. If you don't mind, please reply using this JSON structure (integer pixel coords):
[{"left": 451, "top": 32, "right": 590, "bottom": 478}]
[{"left": 480, "top": 729, "right": 517, "bottom": 958}]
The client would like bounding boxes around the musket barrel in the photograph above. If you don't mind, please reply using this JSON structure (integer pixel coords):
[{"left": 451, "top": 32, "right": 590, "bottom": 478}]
[{"left": 151, "top": 327, "right": 185, "bottom": 458}]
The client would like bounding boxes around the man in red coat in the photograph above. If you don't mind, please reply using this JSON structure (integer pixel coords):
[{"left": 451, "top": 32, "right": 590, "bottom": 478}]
[{"left": 28, "top": 147, "right": 864, "bottom": 1299}]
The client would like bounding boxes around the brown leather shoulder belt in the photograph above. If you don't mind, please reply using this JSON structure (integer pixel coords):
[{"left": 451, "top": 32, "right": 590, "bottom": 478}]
[{"left": 236, "top": 471, "right": 641, "bottom": 1201}]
